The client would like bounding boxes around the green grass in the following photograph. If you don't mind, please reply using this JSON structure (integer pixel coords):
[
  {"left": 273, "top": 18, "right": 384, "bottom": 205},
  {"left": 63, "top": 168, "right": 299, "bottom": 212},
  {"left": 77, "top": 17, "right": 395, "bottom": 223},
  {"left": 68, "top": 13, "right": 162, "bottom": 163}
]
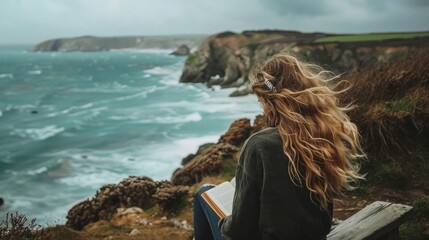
[
  {"left": 218, "top": 158, "right": 238, "bottom": 181},
  {"left": 315, "top": 32, "right": 429, "bottom": 43},
  {"left": 185, "top": 53, "right": 204, "bottom": 66},
  {"left": 399, "top": 197, "right": 429, "bottom": 240}
]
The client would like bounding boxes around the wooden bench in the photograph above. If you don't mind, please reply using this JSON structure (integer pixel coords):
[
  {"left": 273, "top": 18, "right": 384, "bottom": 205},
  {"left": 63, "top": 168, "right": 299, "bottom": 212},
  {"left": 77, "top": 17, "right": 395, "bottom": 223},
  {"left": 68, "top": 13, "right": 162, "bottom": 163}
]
[{"left": 327, "top": 201, "right": 413, "bottom": 240}]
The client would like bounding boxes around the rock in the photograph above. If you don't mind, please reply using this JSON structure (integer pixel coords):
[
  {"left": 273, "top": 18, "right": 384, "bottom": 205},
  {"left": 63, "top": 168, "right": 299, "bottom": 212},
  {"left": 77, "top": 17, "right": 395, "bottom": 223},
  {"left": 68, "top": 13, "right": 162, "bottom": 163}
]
[
  {"left": 153, "top": 220, "right": 162, "bottom": 225},
  {"left": 66, "top": 176, "right": 158, "bottom": 230},
  {"left": 66, "top": 199, "right": 99, "bottom": 231},
  {"left": 172, "top": 219, "right": 182, "bottom": 228},
  {"left": 65, "top": 175, "right": 196, "bottom": 230},
  {"left": 229, "top": 88, "right": 252, "bottom": 97},
  {"left": 161, "top": 216, "right": 167, "bottom": 220},
  {"left": 116, "top": 208, "right": 125, "bottom": 215},
  {"left": 152, "top": 184, "right": 189, "bottom": 211},
  {"left": 139, "top": 218, "right": 149, "bottom": 225},
  {"left": 251, "top": 115, "right": 268, "bottom": 134},
  {"left": 170, "top": 44, "right": 190, "bottom": 56},
  {"left": 172, "top": 118, "right": 251, "bottom": 186},
  {"left": 129, "top": 228, "right": 141, "bottom": 236},
  {"left": 0, "top": 197, "right": 4, "bottom": 206},
  {"left": 181, "top": 143, "right": 215, "bottom": 165},
  {"left": 181, "top": 220, "right": 193, "bottom": 231},
  {"left": 218, "top": 118, "right": 252, "bottom": 146},
  {"left": 120, "top": 207, "right": 143, "bottom": 215},
  {"left": 171, "top": 143, "right": 239, "bottom": 185}
]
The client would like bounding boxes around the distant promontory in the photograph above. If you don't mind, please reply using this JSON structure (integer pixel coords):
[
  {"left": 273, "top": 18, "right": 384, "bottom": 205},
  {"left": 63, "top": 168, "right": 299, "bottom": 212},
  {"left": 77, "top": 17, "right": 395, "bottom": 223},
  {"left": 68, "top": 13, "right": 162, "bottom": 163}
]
[
  {"left": 32, "top": 35, "right": 206, "bottom": 52},
  {"left": 179, "top": 30, "right": 429, "bottom": 96}
]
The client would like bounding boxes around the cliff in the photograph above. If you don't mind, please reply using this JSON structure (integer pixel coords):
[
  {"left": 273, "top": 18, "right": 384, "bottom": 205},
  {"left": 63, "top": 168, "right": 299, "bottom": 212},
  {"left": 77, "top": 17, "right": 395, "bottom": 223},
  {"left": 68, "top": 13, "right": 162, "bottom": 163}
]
[
  {"left": 32, "top": 35, "right": 206, "bottom": 52},
  {"left": 179, "top": 30, "right": 429, "bottom": 96}
]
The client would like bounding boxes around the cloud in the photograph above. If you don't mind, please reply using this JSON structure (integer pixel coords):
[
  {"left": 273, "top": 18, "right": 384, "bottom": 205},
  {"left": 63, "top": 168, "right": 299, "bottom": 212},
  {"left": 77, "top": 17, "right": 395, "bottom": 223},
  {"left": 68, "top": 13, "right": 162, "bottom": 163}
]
[
  {"left": 258, "top": 0, "right": 332, "bottom": 16},
  {"left": 0, "top": 0, "right": 428, "bottom": 44}
]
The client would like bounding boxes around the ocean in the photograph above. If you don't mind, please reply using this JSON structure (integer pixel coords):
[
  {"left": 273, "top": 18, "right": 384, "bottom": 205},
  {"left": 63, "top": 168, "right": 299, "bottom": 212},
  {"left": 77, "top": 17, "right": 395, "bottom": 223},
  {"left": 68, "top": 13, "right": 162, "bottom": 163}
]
[{"left": 0, "top": 46, "right": 261, "bottom": 225}]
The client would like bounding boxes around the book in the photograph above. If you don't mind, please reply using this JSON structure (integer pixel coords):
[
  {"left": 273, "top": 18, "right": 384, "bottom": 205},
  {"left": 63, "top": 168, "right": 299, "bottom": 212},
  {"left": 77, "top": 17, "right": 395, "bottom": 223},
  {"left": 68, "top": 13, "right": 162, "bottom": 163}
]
[{"left": 201, "top": 178, "right": 236, "bottom": 219}]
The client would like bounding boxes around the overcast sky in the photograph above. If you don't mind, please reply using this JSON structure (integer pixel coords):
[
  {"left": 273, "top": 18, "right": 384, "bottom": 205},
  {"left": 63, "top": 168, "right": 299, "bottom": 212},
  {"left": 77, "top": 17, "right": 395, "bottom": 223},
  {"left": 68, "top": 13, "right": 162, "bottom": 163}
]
[{"left": 1, "top": 0, "right": 428, "bottom": 44}]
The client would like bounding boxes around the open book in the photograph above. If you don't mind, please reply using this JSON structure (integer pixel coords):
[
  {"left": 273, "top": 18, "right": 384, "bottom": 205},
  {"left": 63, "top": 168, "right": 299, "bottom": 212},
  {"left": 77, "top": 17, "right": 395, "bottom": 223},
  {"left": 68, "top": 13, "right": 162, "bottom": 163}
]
[{"left": 201, "top": 178, "right": 236, "bottom": 219}]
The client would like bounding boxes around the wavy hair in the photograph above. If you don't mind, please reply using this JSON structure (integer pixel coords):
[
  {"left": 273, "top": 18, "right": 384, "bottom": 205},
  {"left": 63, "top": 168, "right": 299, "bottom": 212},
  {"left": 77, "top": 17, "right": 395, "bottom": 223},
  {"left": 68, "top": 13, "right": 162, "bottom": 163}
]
[{"left": 250, "top": 54, "right": 364, "bottom": 209}]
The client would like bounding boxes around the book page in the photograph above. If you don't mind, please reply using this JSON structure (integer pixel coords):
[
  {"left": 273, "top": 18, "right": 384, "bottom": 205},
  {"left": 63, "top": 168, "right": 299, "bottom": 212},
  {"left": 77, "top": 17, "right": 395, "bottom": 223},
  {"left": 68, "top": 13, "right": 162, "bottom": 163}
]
[
  {"left": 203, "top": 181, "right": 235, "bottom": 217},
  {"left": 230, "top": 177, "right": 236, "bottom": 187}
]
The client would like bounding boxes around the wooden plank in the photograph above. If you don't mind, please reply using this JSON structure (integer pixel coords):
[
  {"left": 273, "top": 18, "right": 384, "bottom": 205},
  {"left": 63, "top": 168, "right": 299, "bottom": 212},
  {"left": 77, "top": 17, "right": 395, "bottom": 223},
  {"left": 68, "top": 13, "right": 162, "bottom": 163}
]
[{"left": 327, "top": 201, "right": 412, "bottom": 240}]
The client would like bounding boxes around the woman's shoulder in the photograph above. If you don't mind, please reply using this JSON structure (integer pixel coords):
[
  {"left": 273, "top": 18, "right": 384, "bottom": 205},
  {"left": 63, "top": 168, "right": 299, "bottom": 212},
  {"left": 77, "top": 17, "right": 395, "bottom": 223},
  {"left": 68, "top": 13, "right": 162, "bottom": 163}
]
[
  {"left": 246, "top": 127, "right": 280, "bottom": 146},
  {"left": 240, "top": 127, "right": 281, "bottom": 156}
]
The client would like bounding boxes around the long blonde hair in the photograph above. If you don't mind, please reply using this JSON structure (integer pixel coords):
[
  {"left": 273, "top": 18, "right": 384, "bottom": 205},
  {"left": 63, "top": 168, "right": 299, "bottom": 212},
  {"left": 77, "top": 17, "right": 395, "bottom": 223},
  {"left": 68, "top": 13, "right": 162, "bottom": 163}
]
[{"left": 250, "top": 54, "right": 364, "bottom": 209}]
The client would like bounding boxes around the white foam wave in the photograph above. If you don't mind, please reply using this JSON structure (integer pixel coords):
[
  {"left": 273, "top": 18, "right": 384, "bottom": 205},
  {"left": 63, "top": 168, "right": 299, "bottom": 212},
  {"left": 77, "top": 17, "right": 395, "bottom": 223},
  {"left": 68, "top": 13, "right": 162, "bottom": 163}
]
[
  {"left": 10, "top": 125, "right": 65, "bottom": 140},
  {"left": 61, "top": 103, "right": 93, "bottom": 114},
  {"left": 111, "top": 48, "right": 174, "bottom": 54},
  {"left": 144, "top": 66, "right": 176, "bottom": 75},
  {"left": 0, "top": 73, "right": 14, "bottom": 79},
  {"left": 138, "top": 112, "right": 202, "bottom": 124},
  {"left": 10, "top": 199, "right": 32, "bottom": 208},
  {"left": 28, "top": 70, "right": 42, "bottom": 75},
  {"left": 109, "top": 115, "right": 139, "bottom": 121},
  {"left": 116, "top": 86, "right": 163, "bottom": 101},
  {"left": 112, "top": 81, "right": 128, "bottom": 89},
  {"left": 5, "top": 104, "right": 37, "bottom": 112},
  {"left": 48, "top": 103, "right": 94, "bottom": 117},
  {"left": 175, "top": 135, "right": 219, "bottom": 151},
  {"left": 143, "top": 73, "right": 151, "bottom": 78},
  {"left": 0, "top": 110, "right": 2, "bottom": 117},
  {"left": 159, "top": 76, "right": 180, "bottom": 86},
  {"left": 155, "top": 100, "right": 237, "bottom": 114},
  {"left": 57, "top": 170, "right": 127, "bottom": 188},
  {"left": 27, "top": 167, "right": 48, "bottom": 175}
]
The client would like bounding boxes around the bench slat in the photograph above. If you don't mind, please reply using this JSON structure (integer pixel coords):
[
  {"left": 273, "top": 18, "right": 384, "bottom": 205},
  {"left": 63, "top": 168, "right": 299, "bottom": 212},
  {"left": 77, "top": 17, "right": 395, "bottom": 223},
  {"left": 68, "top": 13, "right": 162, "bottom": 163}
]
[{"left": 327, "top": 201, "right": 412, "bottom": 240}]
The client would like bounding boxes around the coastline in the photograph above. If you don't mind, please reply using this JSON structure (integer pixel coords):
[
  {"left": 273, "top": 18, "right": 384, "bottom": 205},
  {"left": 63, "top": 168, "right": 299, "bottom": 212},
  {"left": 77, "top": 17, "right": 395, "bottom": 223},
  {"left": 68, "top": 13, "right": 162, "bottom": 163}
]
[
  {"left": 0, "top": 46, "right": 262, "bottom": 226},
  {"left": 1, "top": 31, "right": 429, "bottom": 239}
]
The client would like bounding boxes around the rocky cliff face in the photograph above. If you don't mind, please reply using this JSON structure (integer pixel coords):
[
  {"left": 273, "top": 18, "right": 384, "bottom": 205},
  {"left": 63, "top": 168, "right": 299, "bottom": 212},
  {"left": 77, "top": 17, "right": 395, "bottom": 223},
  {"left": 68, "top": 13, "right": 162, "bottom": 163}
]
[
  {"left": 33, "top": 35, "right": 205, "bottom": 52},
  {"left": 179, "top": 30, "right": 429, "bottom": 96}
]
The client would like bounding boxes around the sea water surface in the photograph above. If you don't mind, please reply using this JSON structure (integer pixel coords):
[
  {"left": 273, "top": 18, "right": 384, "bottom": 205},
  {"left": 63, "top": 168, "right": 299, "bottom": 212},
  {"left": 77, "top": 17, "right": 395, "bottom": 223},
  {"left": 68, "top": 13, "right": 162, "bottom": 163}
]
[{"left": 0, "top": 46, "right": 261, "bottom": 225}]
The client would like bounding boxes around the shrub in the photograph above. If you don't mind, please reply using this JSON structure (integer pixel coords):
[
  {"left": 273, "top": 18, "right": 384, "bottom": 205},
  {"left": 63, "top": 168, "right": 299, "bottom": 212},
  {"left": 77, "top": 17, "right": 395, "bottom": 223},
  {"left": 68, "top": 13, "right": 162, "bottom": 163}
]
[{"left": 0, "top": 212, "right": 45, "bottom": 240}]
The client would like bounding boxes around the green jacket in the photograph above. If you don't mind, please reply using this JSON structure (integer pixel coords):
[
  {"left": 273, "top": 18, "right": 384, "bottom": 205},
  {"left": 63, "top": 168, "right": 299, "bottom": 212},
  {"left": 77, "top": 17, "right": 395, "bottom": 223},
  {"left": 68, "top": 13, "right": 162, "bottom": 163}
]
[{"left": 219, "top": 127, "right": 333, "bottom": 240}]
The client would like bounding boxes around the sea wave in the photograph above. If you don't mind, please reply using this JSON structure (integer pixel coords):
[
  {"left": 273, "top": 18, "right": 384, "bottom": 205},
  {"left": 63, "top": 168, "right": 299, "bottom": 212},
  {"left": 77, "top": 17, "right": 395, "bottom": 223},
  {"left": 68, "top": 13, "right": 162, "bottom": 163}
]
[
  {"left": 159, "top": 75, "right": 180, "bottom": 86},
  {"left": 137, "top": 112, "right": 202, "bottom": 124},
  {"left": 5, "top": 104, "right": 38, "bottom": 112},
  {"left": 61, "top": 103, "right": 93, "bottom": 114},
  {"left": 110, "top": 48, "right": 174, "bottom": 54},
  {"left": 0, "top": 73, "right": 14, "bottom": 79},
  {"left": 174, "top": 135, "right": 219, "bottom": 150},
  {"left": 47, "top": 103, "right": 94, "bottom": 117},
  {"left": 144, "top": 66, "right": 176, "bottom": 75},
  {"left": 108, "top": 115, "right": 139, "bottom": 121},
  {"left": 57, "top": 170, "right": 127, "bottom": 188},
  {"left": 155, "top": 100, "right": 237, "bottom": 114},
  {"left": 27, "top": 167, "right": 48, "bottom": 176},
  {"left": 116, "top": 86, "right": 164, "bottom": 101},
  {"left": 10, "top": 125, "right": 65, "bottom": 140},
  {"left": 28, "top": 70, "right": 42, "bottom": 75}
]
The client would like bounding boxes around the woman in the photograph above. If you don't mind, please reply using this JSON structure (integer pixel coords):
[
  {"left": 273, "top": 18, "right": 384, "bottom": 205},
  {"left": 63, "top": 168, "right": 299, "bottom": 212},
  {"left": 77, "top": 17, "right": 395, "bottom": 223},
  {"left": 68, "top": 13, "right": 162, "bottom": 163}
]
[{"left": 193, "top": 54, "right": 364, "bottom": 240}]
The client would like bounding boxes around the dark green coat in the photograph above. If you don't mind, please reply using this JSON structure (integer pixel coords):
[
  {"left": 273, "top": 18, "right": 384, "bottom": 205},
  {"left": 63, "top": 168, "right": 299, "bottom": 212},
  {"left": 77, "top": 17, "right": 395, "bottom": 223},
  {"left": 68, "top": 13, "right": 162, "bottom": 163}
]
[{"left": 219, "top": 127, "right": 333, "bottom": 240}]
